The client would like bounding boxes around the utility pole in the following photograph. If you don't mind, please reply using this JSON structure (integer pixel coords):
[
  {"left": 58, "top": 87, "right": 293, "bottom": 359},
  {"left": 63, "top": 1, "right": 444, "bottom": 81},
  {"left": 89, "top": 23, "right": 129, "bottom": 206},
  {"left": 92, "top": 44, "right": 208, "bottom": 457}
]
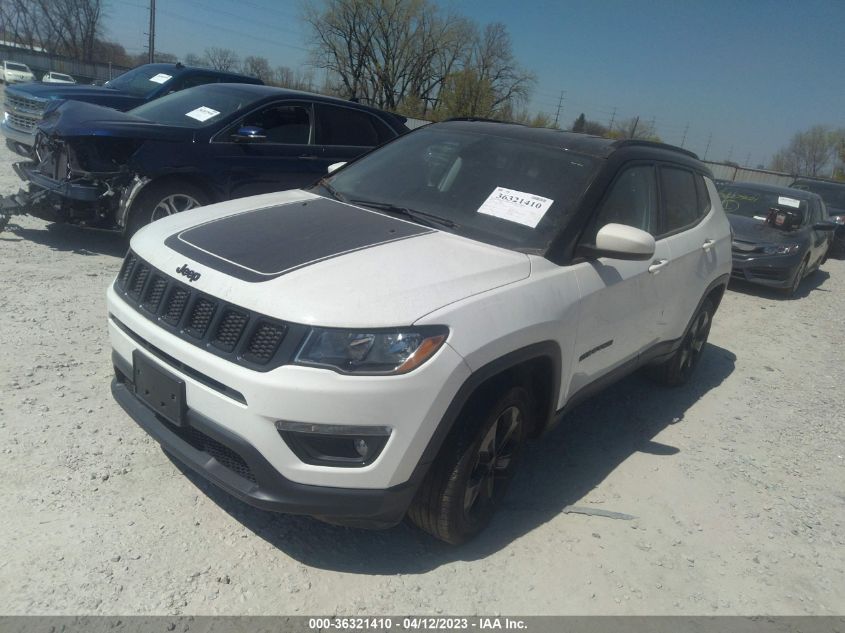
[
  {"left": 608, "top": 107, "right": 616, "bottom": 133},
  {"left": 553, "top": 91, "right": 565, "bottom": 128},
  {"left": 703, "top": 133, "right": 712, "bottom": 161},
  {"left": 629, "top": 116, "right": 639, "bottom": 139},
  {"left": 727, "top": 145, "right": 734, "bottom": 162},
  {"left": 744, "top": 153, "right": 751, "bottom": 168},
  {"left": 148, "top": 0, "right": 156, "bottom": 64},
  {"left": 648, "top": 116, "right": 656, "bottom": 137},
  {"left": 680, "top": 123, "right": 689, "bottom": 148}
]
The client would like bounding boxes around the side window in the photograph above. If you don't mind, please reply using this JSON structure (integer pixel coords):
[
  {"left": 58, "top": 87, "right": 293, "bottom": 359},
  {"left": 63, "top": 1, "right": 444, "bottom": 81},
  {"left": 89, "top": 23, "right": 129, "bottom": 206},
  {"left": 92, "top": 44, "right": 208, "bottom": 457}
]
[
  {"left": 314, "top": 104, "right": 384, "bottom": 147},
  {"left": 583, "top": 164, "right": 657, "bottom": 243},
  {"left": 661, "top": 167, "right": 699, "bottom": 234},
  {"left": 695, "top": 174, "right": 712, "bottom": 218},
  {"left": 242, "top": 104, "right": 311, "bottom": 144}
]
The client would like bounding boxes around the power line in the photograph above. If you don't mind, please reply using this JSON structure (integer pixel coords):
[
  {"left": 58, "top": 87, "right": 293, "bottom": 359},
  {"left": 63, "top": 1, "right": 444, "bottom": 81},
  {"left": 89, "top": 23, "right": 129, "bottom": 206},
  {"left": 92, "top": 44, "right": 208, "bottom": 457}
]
[{"left": 155, "top": 8, "right": 310, "bottom": 54}]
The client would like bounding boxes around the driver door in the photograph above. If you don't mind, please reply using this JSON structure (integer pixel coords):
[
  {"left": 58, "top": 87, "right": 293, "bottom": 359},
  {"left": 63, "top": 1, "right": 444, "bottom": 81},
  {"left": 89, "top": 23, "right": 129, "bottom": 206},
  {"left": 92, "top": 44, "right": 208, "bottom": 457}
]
[
  {"left": 567, "top": 163, "right": 670, "bottom": 398},
  {"left": 209, "top": 101, "right": 324, "bottom": 198}
]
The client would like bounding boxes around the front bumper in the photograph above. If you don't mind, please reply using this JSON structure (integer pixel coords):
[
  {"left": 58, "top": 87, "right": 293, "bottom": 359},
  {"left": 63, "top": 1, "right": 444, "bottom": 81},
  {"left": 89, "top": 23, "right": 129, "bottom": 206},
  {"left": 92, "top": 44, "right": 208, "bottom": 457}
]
[
  {"left": 13, "top": 161, "right": 105, "bottom": 202},
  {"left": 111, "top": 370, "right": 418, "bottom": 527},
  {"left": 1, "top": 118, "right": 35, "bottom": 149},
  {"left": 730, "top": 252, "right": 802, "bottom": 288},
  {"left": 107, "top": 282, "right": 470, "bottom": 503}
]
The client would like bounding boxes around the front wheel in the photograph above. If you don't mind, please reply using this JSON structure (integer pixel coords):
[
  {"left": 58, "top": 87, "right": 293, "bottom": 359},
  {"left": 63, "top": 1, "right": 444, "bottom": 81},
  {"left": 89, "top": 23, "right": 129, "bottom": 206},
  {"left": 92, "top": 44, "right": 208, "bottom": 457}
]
[
  {"left": 126, "top": 180, "right": 209, "bottom": 238},
  {"left": 649, "top": 297, "right": 714, "bottom": 387},
  {"left": 783, "top": 259, "right": 807, "bottom": 298},
  {"left": 408, "top": 386, "right": 529, "bottom": 544}
]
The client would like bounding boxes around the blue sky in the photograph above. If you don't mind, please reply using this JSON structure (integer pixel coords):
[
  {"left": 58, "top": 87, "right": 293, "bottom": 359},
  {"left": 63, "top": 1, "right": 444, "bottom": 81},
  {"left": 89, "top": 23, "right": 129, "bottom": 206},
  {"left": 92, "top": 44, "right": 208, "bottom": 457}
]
[{"left": 103, "top": 0, "right": 845, "bottom": 166}]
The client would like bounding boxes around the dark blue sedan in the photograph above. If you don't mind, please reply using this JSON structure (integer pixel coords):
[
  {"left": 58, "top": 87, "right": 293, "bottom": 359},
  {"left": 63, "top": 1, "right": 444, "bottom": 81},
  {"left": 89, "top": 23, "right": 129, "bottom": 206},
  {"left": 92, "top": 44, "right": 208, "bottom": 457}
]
[{"left": 9, "top": 84, "right": 408, "bottom": 235}]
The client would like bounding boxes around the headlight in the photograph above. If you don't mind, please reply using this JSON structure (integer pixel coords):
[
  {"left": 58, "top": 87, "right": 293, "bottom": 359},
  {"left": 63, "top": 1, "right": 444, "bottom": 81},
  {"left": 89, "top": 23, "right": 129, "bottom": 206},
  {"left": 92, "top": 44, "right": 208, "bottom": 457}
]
[
  {"left": 295, "top": 326, "right": 448, "bottom": 374},
  {"left": 762, "top": 243, "right": 800, "bottom": 255}
]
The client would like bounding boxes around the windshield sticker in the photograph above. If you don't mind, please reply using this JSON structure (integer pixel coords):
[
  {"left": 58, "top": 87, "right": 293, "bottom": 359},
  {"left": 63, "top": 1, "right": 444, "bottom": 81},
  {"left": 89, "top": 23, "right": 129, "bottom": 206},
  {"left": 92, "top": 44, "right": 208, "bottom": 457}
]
[
  {"left": 778, "top": 196, "right": 801, "bottom": 209},
  {"left": 477, "top": 187, "right": 553, "bottom": 228},
  {"left": 185, "top": 106, "right": 221, "bottom": 122},
  {"left": 148, "top": 73, "right": 172, "bottom": 84},
  {"left": 753, "top": 215, "right": 768, "bottom": 221}
]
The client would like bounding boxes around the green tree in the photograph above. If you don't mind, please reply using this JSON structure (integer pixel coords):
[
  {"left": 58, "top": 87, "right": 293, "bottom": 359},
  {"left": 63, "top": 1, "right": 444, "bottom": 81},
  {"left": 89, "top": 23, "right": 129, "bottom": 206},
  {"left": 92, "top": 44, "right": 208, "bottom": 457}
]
[{"left": 571, "top": 113, "right": 586, "bottom": 133}]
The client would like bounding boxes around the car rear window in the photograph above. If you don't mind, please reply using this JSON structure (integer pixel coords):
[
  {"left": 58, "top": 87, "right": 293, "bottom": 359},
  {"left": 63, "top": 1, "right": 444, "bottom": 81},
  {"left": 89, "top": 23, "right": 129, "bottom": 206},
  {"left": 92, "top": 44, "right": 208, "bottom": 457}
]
[{"left": 6, "top": 62, "right": 29, "bottom": 72}]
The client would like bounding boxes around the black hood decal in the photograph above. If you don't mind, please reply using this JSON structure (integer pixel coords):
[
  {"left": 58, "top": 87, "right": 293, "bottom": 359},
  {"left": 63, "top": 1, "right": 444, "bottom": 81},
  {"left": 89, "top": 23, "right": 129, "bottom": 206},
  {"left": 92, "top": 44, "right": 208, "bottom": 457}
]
[{"left": 164, "top": 197, "right": 433, "bottom": 282}]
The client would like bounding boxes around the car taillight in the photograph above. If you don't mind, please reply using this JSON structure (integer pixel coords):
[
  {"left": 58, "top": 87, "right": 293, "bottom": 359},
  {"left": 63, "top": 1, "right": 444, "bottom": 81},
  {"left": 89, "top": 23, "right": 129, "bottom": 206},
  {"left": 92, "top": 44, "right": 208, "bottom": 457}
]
[{"left": 832, "top": 215, "right": 845, "bottom": 225}]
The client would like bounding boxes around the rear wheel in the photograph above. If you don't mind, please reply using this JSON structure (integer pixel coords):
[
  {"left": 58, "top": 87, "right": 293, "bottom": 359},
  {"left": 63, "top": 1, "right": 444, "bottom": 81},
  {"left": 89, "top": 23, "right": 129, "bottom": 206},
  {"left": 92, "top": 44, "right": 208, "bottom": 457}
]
[
  {"left": 126, "top": 180, "right": 209, "bottom": 238},
  {"left": 408, "top": 386, "right": 529, "bottom": 544},
  {"left": 649, "top": 297, "right": 714, "bottom": 387}
]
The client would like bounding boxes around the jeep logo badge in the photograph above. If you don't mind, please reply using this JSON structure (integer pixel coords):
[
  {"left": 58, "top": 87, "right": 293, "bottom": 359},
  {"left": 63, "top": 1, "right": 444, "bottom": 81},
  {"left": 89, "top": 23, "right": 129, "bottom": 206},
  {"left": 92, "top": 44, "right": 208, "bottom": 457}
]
[{"left": 176, "top": 264, "right": 201, "bottom": 282}]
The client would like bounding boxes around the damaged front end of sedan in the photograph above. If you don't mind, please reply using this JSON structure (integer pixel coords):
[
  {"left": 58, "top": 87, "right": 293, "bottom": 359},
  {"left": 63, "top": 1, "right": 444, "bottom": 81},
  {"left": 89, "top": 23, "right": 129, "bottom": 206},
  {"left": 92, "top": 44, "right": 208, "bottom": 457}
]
[{"left": 1, "top": 101, "right": 180, "bottom": 233}]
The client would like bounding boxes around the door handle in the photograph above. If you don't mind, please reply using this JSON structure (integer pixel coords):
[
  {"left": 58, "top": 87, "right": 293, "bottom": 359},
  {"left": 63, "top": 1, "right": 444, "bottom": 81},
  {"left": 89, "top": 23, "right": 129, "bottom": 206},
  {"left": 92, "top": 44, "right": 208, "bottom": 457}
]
[
  {"left": 701, "top": 239, "right": 715, "bottom": 251},
  {"left": 648, "top": 259, "right": 669, "bottom": 274}
]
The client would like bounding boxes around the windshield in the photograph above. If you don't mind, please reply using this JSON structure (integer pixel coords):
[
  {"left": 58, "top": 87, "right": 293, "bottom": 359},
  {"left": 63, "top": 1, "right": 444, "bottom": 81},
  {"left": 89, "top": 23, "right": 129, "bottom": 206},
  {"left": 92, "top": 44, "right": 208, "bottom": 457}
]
[
  {"left": 129, "top": 84, "right": 261, "bottom": 128},
  {"left": 791, "top": 180, "right": 845, "bottom": 211},
  {"left": 316, "top": 126, "right": 598, "bottom": 251},
  {"left": 52, "top": 73, "right": 73, "bottom": 81},
  {"left": 7, "top": 62, "right": 29, "bottom": 72},
  {"left": 717, "top": 183, "right": 807, "bottom": 223},
  {"left": 105, "top": 65, "right": 178, "bottom": 97}
]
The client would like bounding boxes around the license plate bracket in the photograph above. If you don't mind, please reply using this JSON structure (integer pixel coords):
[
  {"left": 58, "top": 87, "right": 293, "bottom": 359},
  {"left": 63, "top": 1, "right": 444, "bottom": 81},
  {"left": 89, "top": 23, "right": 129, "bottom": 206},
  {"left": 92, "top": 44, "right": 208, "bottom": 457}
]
[{"left": 133, "top": 351, "right": 186, "bottom": 427}]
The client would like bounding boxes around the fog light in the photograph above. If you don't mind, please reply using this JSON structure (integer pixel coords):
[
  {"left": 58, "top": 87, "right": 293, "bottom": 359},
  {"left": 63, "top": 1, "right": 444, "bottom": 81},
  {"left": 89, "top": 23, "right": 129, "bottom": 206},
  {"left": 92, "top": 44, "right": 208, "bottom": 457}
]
[
  {"left": 275, "top": 421, "right": 390, "bottom": 467},
  {"left": 353, "top": 438, "right": 370, "bottom": 458}
]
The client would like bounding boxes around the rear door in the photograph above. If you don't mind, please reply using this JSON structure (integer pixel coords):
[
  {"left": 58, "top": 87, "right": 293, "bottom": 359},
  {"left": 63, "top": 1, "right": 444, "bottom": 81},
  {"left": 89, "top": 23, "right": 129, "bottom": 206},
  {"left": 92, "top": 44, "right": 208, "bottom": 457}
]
[
  {"left": 209, "top": 100, "right": 324, "bottom": 198},
  {"left": 569, "top": 163, "right": 670, "bottom": 397},
  {"left": 658, "top": 168, "right": 722, "bottom": 342}
]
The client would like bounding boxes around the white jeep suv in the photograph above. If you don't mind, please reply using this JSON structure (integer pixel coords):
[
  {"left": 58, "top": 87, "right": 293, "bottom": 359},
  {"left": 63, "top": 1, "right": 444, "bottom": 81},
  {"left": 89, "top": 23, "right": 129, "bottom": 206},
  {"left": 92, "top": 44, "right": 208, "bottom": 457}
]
[{"left": 108, "top": 121, "right": 731, "bottom": 543}]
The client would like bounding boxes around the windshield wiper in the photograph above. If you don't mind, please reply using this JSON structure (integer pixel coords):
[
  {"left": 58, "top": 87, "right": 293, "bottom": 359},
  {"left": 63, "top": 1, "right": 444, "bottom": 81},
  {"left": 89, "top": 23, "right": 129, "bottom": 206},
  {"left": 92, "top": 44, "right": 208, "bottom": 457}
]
[
  {"left": 349, "top": 199, "right": 459, "bottom": 229},
  {"left": 315, "top": 178, "right": 347, "bottom": 202}
]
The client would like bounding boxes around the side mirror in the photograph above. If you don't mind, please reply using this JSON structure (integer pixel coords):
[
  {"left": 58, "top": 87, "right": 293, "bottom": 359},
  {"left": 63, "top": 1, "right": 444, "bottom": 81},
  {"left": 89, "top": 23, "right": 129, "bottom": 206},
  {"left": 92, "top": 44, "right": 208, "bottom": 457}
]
[
  {"left": 576, "top": 223, "right": 656, "bottom": 261},
  {"left": 327, "top": 161, "right": 346, "bottom": 174},
  {"left": 813, "top": 221, "right": 838, "bottom": 231},
  {"left": 232, "top": 126, "right": 266, "bottom": 143}
]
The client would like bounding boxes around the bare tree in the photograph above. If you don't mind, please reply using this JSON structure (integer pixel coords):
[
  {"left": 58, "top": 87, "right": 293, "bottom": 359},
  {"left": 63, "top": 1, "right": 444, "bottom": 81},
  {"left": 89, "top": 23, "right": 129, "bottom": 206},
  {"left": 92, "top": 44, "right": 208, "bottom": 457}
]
[
  {"left": 770, "top": 126, "right": 839, "bottom": 177},
  {"left": 607, "top": 117, "right": 660, "bottom": 141},
  {"left": 275, "top": 66, "right": 316, "bottom": 91},
  {"left": 1, "top": 0, "right": 103, "bottom": 61},
  {"left": 242, "top": 55, "right": 274, "bottom": 83},
  {"left": 184, "top": 53, "right": 207, "bottom": 68},
  {"left": 204, "top": 47, "right": 240, "bottom": 72},
  {"left": 304, "top": 0, "right": 488, "bottom": 114}
]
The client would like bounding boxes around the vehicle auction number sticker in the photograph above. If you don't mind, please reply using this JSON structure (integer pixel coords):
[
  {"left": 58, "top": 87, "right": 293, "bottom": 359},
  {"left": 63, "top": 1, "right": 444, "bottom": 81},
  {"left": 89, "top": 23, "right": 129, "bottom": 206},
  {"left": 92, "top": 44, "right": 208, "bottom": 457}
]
[
  {"left": 148, "top": 73, "right": 172, "bottom": 84},
  {"left": 777, "top": 196, "right": 801, "bottom": 209},
  {"left": 477, "top": 186, "right": 554, "bottom": 228},
  {"left": 185, "top": 106, "right": 221, "bottom": 122}
]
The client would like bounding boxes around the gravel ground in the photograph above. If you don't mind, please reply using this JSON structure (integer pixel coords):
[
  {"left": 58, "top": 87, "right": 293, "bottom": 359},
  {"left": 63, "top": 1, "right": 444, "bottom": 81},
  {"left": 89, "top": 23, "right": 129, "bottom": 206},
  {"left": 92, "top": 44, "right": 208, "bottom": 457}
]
[{"left": 0, "top": 88, "right": 843, "bottom": 615}]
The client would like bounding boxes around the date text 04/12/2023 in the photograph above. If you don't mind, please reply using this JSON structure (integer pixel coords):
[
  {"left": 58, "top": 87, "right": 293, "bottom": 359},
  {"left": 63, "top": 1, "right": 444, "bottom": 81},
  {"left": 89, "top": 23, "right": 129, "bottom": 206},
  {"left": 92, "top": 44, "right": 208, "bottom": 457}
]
[{"left": 307, "top": 617, "right": 528, "bottom": 630}]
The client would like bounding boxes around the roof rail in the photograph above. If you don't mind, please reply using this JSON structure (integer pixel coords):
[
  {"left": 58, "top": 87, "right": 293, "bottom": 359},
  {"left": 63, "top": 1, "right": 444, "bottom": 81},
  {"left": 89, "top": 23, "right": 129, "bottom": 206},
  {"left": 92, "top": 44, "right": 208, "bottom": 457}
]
[{"left": 611, "top": 139, "right": 699, "bottom": 160}]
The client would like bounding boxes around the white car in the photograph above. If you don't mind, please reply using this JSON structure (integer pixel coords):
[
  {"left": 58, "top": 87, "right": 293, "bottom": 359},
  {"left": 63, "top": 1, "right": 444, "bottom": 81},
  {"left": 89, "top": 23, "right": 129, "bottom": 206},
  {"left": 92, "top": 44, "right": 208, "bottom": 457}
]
[
  {"left": 0, "top": 60, "right": 35, "bottom": 84},
  {"left": 108, "top": 121, "right": 732, "bottom": 543},
  {"left": 41, "top": 71, "right": 76, "bottom": 84}
]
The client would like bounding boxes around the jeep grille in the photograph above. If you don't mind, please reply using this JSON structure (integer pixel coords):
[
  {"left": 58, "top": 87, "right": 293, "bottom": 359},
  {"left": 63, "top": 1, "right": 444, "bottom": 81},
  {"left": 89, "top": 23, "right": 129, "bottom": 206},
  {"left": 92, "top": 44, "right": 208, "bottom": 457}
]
[{"left": 114, "top": 252, "right": 303, "bottom": 371}]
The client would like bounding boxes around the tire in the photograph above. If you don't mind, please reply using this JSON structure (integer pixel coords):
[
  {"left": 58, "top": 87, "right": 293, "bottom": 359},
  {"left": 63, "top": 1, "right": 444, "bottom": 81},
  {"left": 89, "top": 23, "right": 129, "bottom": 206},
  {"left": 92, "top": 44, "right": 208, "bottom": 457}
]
[
  {"left": 408, "top": 386, "right": 529, "bottom": 544},
  {"left": 649, "top": 297, "right": 715, "bottom": 387},
  {"left": 782, "top": 258, "right": 807, "bottom": 298},
  {"left": 125, "top": 180, "right": 210, "bottom": 238}
]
